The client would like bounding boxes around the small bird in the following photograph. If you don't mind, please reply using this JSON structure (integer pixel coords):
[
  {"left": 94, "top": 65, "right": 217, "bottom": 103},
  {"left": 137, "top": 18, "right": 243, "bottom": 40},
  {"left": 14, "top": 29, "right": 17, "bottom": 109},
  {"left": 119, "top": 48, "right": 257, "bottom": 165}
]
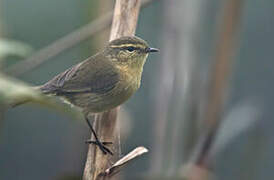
[{"left": 20, "top": 36, "right": 159, "bottom": 155}]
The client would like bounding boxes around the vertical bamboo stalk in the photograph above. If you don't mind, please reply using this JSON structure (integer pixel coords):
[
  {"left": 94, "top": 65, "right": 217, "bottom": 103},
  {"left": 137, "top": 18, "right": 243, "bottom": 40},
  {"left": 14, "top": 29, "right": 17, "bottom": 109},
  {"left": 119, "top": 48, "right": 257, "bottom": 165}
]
[
  {"left": 150, "top": 0, "right": 205, "bottom": 175},
  {"left": 196, "top": 0, "right": 244, "bottom": 166},
  {"left": 83, "top": 0, "right": 141, "bottom": 180},
  {"left": 187, "top": 0, "right": 244, "bottom": 179}
]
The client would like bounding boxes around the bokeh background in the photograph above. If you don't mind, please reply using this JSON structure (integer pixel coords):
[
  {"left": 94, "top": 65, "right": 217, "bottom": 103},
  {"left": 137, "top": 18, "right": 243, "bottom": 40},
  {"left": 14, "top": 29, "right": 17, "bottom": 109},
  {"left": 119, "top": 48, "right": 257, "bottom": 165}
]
[{"left": 0, "top": 0, "right": 274, "bottom": 179}]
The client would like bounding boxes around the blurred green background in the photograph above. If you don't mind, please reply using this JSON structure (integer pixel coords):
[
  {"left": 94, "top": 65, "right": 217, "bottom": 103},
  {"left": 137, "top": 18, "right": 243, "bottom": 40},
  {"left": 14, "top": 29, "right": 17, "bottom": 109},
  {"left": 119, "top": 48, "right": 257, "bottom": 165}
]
[{"left": 0, "top": 0, "right": 274, "bottom": 180}]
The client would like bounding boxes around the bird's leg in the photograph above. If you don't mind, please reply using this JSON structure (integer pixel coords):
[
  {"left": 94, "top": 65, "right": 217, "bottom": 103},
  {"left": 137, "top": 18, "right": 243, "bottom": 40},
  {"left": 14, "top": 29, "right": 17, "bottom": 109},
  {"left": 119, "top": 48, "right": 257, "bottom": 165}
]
[{"left": 85, "top": 116, "right": 113, "bottom": 155}]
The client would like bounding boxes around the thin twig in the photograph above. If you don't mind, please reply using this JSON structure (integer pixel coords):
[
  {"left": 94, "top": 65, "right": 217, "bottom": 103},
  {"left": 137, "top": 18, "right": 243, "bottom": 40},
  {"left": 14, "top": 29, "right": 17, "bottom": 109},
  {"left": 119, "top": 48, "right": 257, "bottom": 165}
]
[
  {"left": 5, "top": 0, "right": 154, "bottom": 77},
  {"left": 101, "top": 147, "right": 148, "bottom": 178},
  {"left": 83, "top": 0, "right": 143, "bottom": 180}
]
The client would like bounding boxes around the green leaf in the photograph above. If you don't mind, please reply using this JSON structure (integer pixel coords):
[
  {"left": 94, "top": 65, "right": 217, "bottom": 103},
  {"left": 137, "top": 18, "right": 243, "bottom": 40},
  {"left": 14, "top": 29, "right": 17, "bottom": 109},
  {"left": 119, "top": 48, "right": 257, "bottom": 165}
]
[
  {"left": 0, "top": 73, "right": 82, "bottom": 119},
  {"left": 0, "top": 39, "right": 33, "bottom": 59}
]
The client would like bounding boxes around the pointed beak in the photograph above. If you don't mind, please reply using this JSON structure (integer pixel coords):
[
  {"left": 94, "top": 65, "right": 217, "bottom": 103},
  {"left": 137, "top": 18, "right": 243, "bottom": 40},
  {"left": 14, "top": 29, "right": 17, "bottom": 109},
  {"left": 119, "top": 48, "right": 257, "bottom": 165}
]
[{"left": 146, "top": 47, "right": 159, "bottom": 53}]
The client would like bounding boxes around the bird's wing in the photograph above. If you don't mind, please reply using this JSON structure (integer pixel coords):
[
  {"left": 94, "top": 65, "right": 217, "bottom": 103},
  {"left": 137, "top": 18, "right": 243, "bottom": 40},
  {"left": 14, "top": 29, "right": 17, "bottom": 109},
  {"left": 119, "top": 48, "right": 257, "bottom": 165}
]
[{"left": 40, "top": 55, "right": 119, "bottom": 95}]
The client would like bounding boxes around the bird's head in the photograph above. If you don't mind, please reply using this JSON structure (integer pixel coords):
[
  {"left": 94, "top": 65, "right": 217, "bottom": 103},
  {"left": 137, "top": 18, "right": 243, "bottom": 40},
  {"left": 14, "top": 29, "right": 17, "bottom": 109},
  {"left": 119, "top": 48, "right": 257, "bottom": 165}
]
[{"left": 103, "top": 36, "right": 159, "bottom": 72}]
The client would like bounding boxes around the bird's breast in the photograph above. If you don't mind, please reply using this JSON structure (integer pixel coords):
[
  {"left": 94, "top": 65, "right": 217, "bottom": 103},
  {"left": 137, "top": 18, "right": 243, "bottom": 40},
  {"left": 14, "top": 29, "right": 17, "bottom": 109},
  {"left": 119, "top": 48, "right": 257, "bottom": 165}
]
[{"left": 114, "top": 71, "right": 141, "bottom": 101}]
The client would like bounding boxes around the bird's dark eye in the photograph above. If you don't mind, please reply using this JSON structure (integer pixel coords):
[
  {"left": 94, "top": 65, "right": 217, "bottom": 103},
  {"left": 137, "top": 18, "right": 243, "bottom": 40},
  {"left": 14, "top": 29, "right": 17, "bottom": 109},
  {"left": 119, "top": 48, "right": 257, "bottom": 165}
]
[{"left": 126, "top": 46, "right": 135, "bottom": 52}]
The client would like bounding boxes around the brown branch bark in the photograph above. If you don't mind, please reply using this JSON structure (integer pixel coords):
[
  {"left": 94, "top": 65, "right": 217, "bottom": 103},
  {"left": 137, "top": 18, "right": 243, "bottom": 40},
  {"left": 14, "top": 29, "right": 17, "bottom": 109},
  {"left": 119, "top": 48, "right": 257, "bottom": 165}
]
[{"left": 83, "top": 0, "right": 142, "bottom": 180}]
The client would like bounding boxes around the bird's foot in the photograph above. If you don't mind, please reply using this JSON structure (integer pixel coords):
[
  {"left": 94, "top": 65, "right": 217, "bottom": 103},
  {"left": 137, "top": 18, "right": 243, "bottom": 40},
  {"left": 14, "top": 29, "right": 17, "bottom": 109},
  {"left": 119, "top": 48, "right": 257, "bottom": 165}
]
[{"left": 85, "top": 139, "right": 113, "bottom": 155}]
